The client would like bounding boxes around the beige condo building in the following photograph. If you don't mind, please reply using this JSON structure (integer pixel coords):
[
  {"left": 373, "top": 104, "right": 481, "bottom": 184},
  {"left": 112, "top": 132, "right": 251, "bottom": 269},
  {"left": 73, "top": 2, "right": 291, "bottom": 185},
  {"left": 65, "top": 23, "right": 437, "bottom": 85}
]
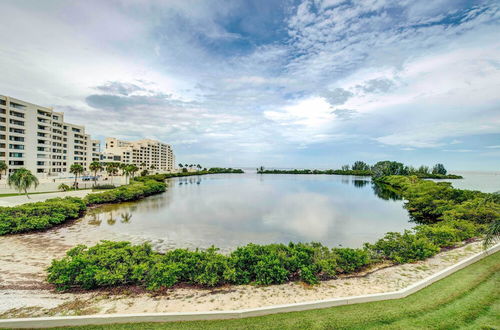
[
  {"left": 104, "top": 137, "right": 175, "bottom": 172},
  {"left": 0, "top": 95, "right": 98, "bottom": 177}
]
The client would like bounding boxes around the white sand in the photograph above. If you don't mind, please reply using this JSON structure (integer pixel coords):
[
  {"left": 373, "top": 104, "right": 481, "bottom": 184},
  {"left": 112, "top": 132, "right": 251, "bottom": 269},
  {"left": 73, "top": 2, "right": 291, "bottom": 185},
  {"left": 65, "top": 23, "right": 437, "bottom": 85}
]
[{"left": 0, "top": 228, "right": 485, "bottom": 318}]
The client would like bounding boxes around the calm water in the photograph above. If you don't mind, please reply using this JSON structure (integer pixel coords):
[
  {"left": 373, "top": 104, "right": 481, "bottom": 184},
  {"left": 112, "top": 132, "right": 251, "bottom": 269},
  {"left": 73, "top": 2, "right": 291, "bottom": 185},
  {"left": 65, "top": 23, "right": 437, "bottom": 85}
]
[
  {"left": 433, "top": 171, "right": 500, "bottom": 193},
  {"left": 80, "top": 173, "right": 412, "bottom": 250}
]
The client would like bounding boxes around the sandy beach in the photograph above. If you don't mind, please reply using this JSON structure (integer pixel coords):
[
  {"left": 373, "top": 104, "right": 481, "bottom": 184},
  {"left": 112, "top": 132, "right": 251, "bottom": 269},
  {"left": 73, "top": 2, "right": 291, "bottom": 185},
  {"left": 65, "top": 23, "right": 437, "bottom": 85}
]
[{"left": 0, "top": 227, "right": 485, "bottom": 318}]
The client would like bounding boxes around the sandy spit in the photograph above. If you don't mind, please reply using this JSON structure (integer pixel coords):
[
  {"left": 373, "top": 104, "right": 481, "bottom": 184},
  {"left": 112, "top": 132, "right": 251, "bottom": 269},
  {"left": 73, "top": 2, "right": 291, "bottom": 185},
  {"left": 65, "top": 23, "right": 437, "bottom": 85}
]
[{"left": 0, "top": 227, "right": 487, "bottom": 319}]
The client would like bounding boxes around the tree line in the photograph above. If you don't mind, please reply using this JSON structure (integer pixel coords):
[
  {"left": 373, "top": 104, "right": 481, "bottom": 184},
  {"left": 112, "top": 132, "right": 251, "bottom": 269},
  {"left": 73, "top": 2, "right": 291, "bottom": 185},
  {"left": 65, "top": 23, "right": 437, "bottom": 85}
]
[{"left": 257, "top": 161, "right": 462, "bottom": 179}]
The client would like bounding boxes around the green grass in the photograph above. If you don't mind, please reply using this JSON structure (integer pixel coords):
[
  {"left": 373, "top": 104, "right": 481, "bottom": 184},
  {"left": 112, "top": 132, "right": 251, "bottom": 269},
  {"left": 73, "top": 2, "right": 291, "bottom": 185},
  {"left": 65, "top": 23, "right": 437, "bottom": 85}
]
[
  {"left": 54, "top": 251, "right": 499, "bottom": 330},
  {"left": 0, "top": 188, "right": 91, "bottom": 198}
]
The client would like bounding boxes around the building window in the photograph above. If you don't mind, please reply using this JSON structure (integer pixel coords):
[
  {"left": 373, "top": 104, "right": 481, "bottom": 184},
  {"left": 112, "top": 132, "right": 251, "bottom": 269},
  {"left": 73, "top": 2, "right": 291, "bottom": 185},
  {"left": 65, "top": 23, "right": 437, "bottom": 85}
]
[
  {"left": 10, "top": 102, "right": 26, "bottom": 109},
  {"left": 9, "top": 144, "right": 24, "bottom": 150},
  {"left": 9, "top": 152, "right": 24, "bottom": 158},
  {"left": 10, "top": 128, "right": 25, "bottom": 134},
  {"left": 10, "top": 111, "right": 24, "bottom": 118},
  {"left": 10, "top": 119, "right": 25, "bottom": 126}
]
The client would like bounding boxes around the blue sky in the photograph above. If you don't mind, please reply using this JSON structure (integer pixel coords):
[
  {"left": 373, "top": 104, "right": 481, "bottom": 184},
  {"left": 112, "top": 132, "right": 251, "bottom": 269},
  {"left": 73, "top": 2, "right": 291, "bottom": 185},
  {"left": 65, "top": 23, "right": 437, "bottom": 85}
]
[{"left": 0, "top": 0, "right": 499, "bottom": 170}]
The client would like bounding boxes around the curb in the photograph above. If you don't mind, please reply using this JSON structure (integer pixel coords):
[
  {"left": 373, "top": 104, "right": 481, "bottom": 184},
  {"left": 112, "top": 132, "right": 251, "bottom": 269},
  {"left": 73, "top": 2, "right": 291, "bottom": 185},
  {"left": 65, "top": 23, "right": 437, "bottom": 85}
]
[{"left": 1, "top": 243, "right": 499, "bottom": 328}]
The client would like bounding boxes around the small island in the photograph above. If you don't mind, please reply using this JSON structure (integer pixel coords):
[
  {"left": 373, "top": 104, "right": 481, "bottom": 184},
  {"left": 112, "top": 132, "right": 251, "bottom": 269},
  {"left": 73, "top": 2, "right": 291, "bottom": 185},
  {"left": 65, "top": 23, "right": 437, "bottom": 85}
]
[{"left": 257, "top": 160, "right": 463, "bottom": 179}]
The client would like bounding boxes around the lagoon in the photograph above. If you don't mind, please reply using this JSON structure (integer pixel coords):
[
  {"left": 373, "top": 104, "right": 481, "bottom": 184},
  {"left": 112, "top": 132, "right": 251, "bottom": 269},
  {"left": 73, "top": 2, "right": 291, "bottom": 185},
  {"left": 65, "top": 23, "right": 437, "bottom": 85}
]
[{"left": 79, "top": 173, "right": 412, "bottom": 251}]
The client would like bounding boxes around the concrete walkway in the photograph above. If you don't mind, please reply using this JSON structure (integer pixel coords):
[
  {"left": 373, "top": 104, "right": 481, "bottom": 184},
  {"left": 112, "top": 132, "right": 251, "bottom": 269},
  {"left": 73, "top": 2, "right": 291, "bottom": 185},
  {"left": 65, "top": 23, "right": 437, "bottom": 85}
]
[{"left": 0, "top": 190, "right": 94, "bottom": 207}]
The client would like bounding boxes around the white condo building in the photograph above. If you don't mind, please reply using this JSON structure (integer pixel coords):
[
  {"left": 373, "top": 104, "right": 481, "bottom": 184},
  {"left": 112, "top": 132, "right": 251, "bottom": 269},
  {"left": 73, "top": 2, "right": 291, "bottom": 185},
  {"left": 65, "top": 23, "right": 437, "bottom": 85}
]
[
  {"left": 0, "top": 95, "right": 98, "bottom": 177},
  {"left": 104, "top": 137, "right": 175, "bottom": 172}
]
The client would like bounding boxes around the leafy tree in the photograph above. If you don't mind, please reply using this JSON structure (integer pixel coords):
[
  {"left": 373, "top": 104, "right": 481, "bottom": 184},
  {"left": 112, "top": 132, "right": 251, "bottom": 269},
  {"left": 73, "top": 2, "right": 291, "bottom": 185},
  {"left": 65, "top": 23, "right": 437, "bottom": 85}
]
[
  {"left": 432, "top": 163, "right": 447, "bottom": 175},
  {"left": 69, "top": 164, "right": 84, "bottom": 188},
  {"left": 0, "top": 160, "right": 7, "bottom": 180},
  {"left": 417, "top": 165, "right": 430, "bottom": 174},
  {"left": 372, "top": 161, "right": 408, "bottom": 178},
  {"left": 351, "top": 161, "right": 370, "bottom": 171},
  {"left": 8, "top": 168, "right": 39, "bottom": 198},
  {"left": 341, "top": 164, "right": 350, "bottom": 171},
  {"left": 89, "top": 161, "right": 103, "bottom": 186},
  {"left": 140, "top": 169, "right": 149, "bottom": 177}
]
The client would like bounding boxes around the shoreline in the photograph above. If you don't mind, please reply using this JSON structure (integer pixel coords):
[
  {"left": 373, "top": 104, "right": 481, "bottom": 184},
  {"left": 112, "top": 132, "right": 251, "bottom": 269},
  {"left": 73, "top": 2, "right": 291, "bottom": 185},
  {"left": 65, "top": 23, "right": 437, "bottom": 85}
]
[{"left": 0, "top": 235, "right": 486, "bottom": 318}]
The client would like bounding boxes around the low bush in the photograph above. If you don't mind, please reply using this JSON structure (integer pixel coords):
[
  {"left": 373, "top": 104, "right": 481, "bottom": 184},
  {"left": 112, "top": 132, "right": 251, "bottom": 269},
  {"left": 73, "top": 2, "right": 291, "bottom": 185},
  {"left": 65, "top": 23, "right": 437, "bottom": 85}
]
[
  {"left": 47, "top": 241, "right": 376, "bottom": 291},
  {"left": 0, "top": 197, "right": 87, "bottom": 235},
  {"left": 415, "top": 224, "right": 460, "bottom": 247},
  {"left": 92, "top": 184, "right": 116, "bottom": 190},
  {"left": 333, "top": 248, "right": 370, "bottom": 273},
  {"left": 367, "top": 230, "right": 440, "bottom": 263},
  {"left": 58, "top": 183, "right": 71, "bottom": 192},
  {"left": 84, "top": 180, "right": 166, "bottom": 205}
]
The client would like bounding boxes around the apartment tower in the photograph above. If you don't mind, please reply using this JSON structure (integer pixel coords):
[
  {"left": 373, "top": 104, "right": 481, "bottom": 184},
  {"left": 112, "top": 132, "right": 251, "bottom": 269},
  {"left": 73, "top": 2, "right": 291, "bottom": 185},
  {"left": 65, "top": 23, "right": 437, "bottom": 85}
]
[{"left": 0, "top": 95, "right": 97, "bottom": 176}]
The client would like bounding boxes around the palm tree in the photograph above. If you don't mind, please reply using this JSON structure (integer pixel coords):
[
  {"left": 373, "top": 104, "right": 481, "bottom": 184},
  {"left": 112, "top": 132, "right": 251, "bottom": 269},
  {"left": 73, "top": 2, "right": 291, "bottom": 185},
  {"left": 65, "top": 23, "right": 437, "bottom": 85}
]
[
  {"left": 69, "top": 164, "right": 84, "bottom": 189},
  {"left": 8, "top": 168, "right": 39, "bottom": 198},
  {"left": 483, "top": 219, "right": 499, "bottom": 249},
  {"left": 129, "top": 164, "right": 139, "bottom": 179},
  {"left": 178, "top": 163, "right": 183, "bottom": 168},
  {"left": 119, "top": 163, "right": 127, "bottom": 176},
  {"left": 197, "top": 164, "right": 202, "bottom": 171},
  {"left": 89, "top": 161, "right": 103, "bottom": 187},
  {"left": 140, "top": 162, "right": 147, "bottom": 170},
  {"left": 122, "top": 164, "right": 137, "bottom": 184},
  {"left": 106, "top": 163, "right": 119, "bottom": 184},
  {"left": 0, "top": 161, "right": 7, "bottom": 180}
]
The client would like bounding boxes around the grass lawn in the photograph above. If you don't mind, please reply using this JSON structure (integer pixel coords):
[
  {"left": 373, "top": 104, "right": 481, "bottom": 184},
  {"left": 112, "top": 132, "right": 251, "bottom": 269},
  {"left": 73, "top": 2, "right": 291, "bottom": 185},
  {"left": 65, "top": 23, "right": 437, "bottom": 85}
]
[
  {"left": 55, "top": 250, "right": 499, "bottom": 330},
  {"left": 0, "top": 188, "right": 92, "bottom": 198}
]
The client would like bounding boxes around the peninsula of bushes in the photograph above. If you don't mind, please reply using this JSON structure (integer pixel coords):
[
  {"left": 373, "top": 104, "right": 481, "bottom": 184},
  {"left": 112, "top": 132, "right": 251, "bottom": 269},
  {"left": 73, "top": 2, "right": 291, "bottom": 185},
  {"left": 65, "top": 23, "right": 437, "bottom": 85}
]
[
  {"left": 0, "top": 168, "right": 244, "bottom": 236},
  {"left": 257, "top": 161, "right": 463, "bottom": 179},
  {"left": 46, "top": 175, "right": 498, "bottom": 291}
]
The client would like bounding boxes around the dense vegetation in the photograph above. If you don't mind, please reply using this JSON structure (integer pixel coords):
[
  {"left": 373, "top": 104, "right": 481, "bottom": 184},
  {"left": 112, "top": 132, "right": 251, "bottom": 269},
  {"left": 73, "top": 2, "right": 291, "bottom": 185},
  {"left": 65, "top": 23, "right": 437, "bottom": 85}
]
[
  {"left": 84, "top": 180, "right": 166, "bottom": 205},
  {"left": 49, "top": 252, "right": 500, "bottom": 329},
  {"left": 0, "top": 197, "right": 86, "bottom": 235},
  {"left": 47, "top": 241, "right": 371, "bottom": 290},
  {"left": 375, "top": 175, "right": 499, "bottom": 225},
  {"left": 257, "top": 161, "right": 462, "bottom": 179},
  {"left": 47, "top": 175, "right": 495, "bottom": 291}
]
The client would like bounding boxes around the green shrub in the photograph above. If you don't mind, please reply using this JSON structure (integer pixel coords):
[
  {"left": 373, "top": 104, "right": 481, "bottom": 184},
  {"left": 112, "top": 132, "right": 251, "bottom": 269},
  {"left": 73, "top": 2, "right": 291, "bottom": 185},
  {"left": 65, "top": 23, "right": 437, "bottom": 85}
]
[
  {"left": 84, "top": 180, "right": 166, "bottom": 205},
  {"left": 415, "top": 224, "right": 460, "bottom": 247},
  {"left": 367, "top": 230, "right": 440, "bottom": 263},
  {"left": 333, "top": 248, "right": 371, "bottom": 273},
  {"left": 0, "top": 197, "right": 86, "bottom": 235},
  {"left": 92, "top": 184, "right": 116, "bottom": 190},
  {"left": 58, "top": 183, "right": 71, "bottom": 191}
]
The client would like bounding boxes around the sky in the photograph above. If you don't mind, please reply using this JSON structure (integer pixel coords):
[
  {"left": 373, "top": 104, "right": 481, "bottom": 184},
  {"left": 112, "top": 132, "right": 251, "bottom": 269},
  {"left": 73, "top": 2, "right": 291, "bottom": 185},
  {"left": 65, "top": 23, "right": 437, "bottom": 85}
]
[{"left": 0, "top": 0, "right": 499, "bottom": 170}]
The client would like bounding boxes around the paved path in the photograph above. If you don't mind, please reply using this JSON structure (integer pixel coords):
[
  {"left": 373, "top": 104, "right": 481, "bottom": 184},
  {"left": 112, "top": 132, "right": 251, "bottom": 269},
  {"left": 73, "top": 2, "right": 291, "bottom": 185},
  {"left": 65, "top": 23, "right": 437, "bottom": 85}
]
[{"left": 0, "top": 190, "right": 94, "bottom": 207}]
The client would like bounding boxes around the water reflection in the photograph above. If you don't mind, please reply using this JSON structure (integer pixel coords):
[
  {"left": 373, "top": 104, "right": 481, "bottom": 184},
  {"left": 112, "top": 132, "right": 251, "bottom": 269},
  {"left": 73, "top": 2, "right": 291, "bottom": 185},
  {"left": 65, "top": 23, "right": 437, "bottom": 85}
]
[
  {"left": 353, "top": 179, "right": 370, "bottom": 188},
  {"left": 371, "top": 183, "right": 404, "bottom": 201},
  {"left": 78, "top": 173, "right": 412, "bottom": 249}
]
